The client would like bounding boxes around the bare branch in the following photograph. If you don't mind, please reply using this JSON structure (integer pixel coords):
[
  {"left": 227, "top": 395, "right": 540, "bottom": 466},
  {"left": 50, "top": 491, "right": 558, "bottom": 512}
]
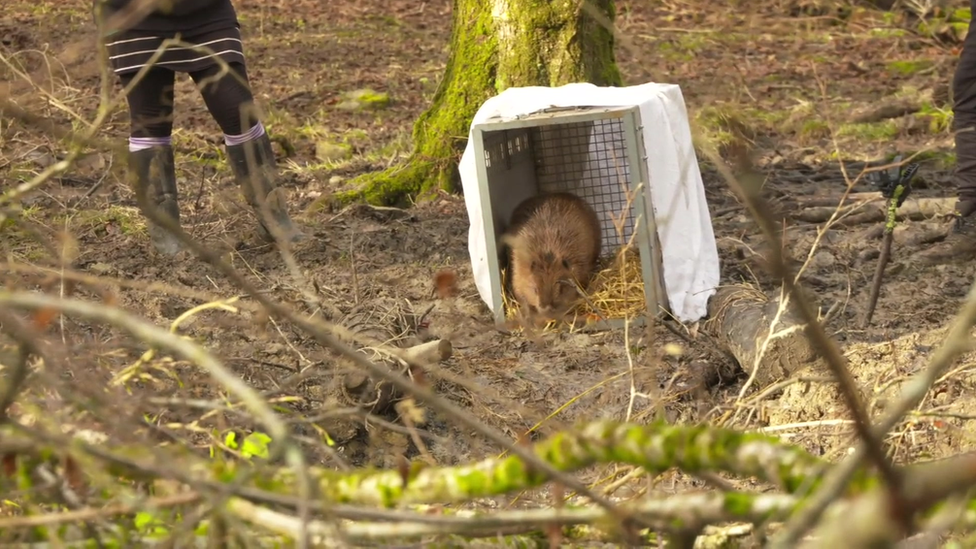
[{"left": 694, "top": 138, "right": 908, "bottom": 528}]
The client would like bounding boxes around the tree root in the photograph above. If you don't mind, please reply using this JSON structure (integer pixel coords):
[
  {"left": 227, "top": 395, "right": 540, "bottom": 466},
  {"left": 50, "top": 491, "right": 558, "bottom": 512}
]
[{"left": 316, "top": 159, "right": 445, "bottom": 209}]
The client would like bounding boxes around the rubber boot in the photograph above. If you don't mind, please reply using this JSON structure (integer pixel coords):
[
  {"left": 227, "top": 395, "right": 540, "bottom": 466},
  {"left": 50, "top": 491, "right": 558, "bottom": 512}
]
[
  {"left": 225, "top": 132, "right": 305, "bottom": 244},
  {"left": 920, "top": 10, "right": 976, "bottom": 266},
  {"left": 915, "top": 119, "right": 976, "bottom": 265},
  {"left": 129, "top": 146, "right": 182, "bottom": 256},
  {"left": 914, "top": 205, "right": 976, "bottom": 265}
]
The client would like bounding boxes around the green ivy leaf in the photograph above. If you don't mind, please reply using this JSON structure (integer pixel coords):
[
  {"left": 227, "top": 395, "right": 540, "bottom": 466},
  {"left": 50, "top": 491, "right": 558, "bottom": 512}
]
[
  {"left": 134, "top": 511, "right": 168, "bottom": 535},
  {"left": 241, "top": 432, "right": 272, "bottom": 459}
]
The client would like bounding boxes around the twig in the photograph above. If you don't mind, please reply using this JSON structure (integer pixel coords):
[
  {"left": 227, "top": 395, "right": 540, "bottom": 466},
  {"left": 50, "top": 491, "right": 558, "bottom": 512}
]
[
  {"left": 861, "top": 161, "right": 917, "bottom": 328},
  {"left": 0, "top": 21, "right": 333, "bottom": 546},
  {"left": 805, "top": 452, "right": 976, "bottom": 547},
  {"left": 129, "top": 187, "right": 640, "bottom": 529},
  {"left": 771, "top": 207, "right": 976, "bottom": 547},
  {"left": 861, "top": 226, "right": 894, "bottom": 327},
  {"left": 4, "top": 46, "right": 636, "bottom": 526},
  {"left": 696, "top": 137, "right": 906, "bottom": 530},
  {"left": 228, "top": 490, "right": 799, "bottom": 542},
  {"left": 3, "top": 417, "right": 827, "bottom": 532},
  {"left": 0, "top": 492, "right": 200, "bottom": 528},
  {"left": 0, "top": 262, "right": 250, "bottom": 307},
  {"left": 0, "top": 291, "right": 330, "bottom": 547}
]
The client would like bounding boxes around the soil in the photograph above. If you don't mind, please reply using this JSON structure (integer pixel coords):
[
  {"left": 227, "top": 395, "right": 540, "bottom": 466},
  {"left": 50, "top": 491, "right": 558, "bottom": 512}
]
[{"left": 3, "top": 0, "right": 976, "bottom": 529}]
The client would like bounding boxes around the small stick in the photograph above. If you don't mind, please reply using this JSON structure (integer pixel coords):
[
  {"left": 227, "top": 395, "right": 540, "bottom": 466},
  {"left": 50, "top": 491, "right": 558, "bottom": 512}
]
[
  {"left": 861, "top": 160, "right": 918, "bottom": 328},
  {"left": 400, "top": 339, "right": 453, "bottom": 364},
  {"left": 862, "top": 229, "right": 894, "bottom": 328}
]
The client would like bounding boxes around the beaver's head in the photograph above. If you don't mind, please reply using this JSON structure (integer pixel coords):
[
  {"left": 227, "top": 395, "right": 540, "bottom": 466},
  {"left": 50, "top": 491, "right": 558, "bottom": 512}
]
[{"left": 510, "top": 242, "right": 579, "bottom": 319}]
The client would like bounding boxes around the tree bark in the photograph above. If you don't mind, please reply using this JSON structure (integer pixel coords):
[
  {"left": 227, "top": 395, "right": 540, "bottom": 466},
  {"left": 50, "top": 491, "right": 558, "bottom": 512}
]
[
  {"left": 332, "top": 0, "right": 623, "bottom": 207},
  {"left": 702, "top": 285, "right": 826, "bottom": 390}
]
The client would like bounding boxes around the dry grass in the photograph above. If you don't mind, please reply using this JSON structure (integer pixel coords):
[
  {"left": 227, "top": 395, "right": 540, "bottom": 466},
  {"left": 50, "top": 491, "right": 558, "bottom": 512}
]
[
  {"left": 501, "top": 245, "right": 648, "bottom": 330},
  {"left": 579, "top": 247, "right": 647, "bottom": 320}
]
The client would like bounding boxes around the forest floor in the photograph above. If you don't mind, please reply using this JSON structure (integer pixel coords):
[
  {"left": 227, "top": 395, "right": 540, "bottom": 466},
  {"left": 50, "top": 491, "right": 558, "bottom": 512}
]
[{"left": 3, "top": 0, "right": 976, "bottom": 541}]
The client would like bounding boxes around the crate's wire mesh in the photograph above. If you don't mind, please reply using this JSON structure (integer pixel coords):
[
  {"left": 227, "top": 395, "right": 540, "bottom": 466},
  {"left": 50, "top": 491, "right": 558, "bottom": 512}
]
[
  {"left": 529, "top": 119, "right": 636, "bottom": 255},
  {"left": 482, "top": 130, "right": 531, "bottom": 172},
  {"left": 482, "top": 129, "right": 536, "bottom": 246},
  {"left": 474, "top": 106, "right": 662, "bottom": 323}
]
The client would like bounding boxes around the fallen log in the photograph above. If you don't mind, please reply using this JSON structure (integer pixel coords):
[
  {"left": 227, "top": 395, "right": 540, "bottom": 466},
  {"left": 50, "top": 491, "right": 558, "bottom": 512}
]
[
  {"left": 702, "top": 285, "right": 825, "bottom": 390},
  {"left": 793, "top": 197, "right": 955, "bottom": 225},
  {"left": 850, "top": 98, "right": 922, "bottom": 124},
  {"left": 336, "top": 299, "right": 448, "bottom": 416},
  {"left": 305, "top": 298, "right": 451, "bottom": 444},
  {"left": 341, "top": 338, "right": 454, "bottom": 415},
  {"left": 791, "top": 192, "right": 881, "bottom": 209}
]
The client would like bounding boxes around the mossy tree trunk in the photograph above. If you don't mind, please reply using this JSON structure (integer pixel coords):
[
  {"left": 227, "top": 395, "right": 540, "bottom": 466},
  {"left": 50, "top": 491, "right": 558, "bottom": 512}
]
[{"left": 335, "top": 0, "right": 623, "bottom": 207}]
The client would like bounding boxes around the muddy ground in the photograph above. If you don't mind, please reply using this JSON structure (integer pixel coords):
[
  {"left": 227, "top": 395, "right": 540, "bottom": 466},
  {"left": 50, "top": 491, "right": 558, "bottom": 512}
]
[{"left": 3, "top": 0, "right": 976, "bottom": 523}]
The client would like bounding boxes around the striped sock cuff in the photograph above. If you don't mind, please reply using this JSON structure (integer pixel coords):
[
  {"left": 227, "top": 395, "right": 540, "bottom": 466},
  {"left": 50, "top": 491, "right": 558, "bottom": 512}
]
[
  {"left": 224, "top": 122, "right": 266, "bottom": 147},
  {"left": 129, "top": 136, "right": 171, "bottom": 152}
]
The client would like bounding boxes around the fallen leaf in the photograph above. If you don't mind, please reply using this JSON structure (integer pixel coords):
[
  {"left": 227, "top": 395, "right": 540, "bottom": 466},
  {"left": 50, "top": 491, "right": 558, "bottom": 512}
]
[
  {"left": 433, "top": 268, "right": 458, "bottom": 298},
  {"left": 32, "top": 307, "right": 58, "bottom": 330}
]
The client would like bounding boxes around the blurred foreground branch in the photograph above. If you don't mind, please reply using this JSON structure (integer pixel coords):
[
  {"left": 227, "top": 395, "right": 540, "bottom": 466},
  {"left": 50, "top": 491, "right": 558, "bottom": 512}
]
[{"left": 5, "top": 408, "right": 976, "bottom": 545}]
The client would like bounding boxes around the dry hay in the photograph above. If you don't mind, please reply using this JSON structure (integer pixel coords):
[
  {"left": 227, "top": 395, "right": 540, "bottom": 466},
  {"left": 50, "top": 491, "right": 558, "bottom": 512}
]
[
  {"left": 577, "top": 247, "right": 647, "bottom": 320},
  {"left": 502, "top": 246, "right": 648, "bottom": 330}
]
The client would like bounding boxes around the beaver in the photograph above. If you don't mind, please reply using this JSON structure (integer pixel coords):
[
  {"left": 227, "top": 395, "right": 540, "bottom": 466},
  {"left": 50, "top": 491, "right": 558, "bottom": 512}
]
[{"left": 501, "top": 192, "right": 603, "bottom": 320}]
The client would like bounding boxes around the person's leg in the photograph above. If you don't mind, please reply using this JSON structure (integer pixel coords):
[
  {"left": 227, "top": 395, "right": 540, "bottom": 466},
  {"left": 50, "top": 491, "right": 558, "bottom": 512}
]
[
  {"left": 189, "top": 60, "right": 259, "bottom": 136},
  {"left": 916, "top": 0, "right": 976, "bottom": 264},
  {"left": 118, "top": 68, "right": 183, "bottom": 256},
  {"left": 189, "top": 61, "right": 304, "bottom": 244}
]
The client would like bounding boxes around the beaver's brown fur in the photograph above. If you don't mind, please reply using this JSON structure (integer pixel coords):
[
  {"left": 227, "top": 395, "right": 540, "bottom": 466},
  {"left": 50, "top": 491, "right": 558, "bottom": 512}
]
[{"left": 501, "top": 192, "right": 602, "bottom": 320}]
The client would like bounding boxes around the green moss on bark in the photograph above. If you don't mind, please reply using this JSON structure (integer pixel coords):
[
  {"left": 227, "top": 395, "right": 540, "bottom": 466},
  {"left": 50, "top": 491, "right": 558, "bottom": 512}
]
[
  {"left": 334, "top": 0, "right": 622, "bottom": 207},
  {"left": 497, "top": 0, "right": 623, "bottom": 88}
]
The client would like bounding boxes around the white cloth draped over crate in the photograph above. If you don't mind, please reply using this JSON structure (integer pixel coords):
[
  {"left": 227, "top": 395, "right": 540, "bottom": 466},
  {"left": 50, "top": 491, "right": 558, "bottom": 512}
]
[{"left": 458, "top": 82, "right": 720, "bottom": 323}]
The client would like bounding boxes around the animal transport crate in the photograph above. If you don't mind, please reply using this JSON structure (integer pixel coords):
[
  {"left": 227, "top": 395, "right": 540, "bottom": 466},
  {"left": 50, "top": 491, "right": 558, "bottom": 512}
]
[{"left": 470, "top": 105, "right": 669, "bottom": 330}]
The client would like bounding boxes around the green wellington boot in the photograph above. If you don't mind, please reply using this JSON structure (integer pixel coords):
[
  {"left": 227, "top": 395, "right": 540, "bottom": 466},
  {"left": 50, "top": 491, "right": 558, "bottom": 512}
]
[
  {"left": 129, "top": 145, "right": 182, "bottom": 256},
  {"left": 225, "top": 132, "right": 305, "bottom": 244}
]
